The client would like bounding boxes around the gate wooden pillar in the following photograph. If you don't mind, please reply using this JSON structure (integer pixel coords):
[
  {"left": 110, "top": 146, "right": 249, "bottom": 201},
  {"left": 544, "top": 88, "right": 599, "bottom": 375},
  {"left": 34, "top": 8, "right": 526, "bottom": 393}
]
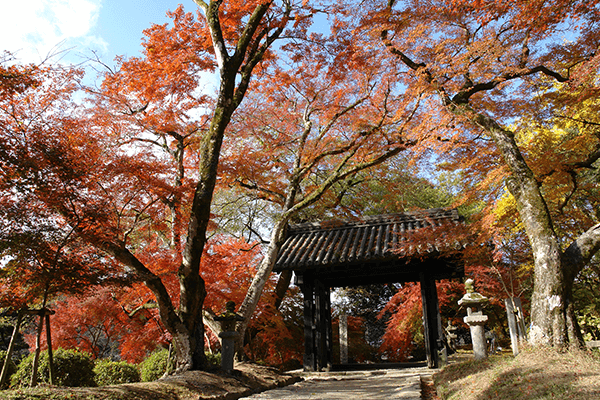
[
  {"left": 300, "top": 276, "right": 316, "bottom": 371},
  {"left": 315, "top": 280, "right": 332, "bottom": 371},
  {"left": 420, "top": 272, "right": 443, "bottom": 368},
  {"left": 299, "top": 274, "right": 332, "bottom": 371}
]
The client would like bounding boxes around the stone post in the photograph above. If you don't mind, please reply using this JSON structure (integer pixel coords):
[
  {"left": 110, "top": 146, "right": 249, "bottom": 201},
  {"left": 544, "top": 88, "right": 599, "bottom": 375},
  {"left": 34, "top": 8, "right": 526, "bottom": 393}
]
[
  {"left": 214, "top": 301, "right": 244, "bottom": 373},
  {"left": 339, "top": 313, "right": 348, "bottom": 364},
  {"left": 458, "top": 279, "right": 489, "bottom": 360}
]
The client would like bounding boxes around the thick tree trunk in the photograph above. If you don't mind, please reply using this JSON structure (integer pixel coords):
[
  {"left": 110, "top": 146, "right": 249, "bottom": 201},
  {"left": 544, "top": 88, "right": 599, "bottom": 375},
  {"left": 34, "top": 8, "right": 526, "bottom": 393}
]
[
  {"left": 170, "top": 311, "right": 206, "bottom": 372},
  {"left": 171, "top": 282, "right": 207, "bottom": 371},
  {"left": 462, "top": 106, "right": 573, "bottom": 346}
]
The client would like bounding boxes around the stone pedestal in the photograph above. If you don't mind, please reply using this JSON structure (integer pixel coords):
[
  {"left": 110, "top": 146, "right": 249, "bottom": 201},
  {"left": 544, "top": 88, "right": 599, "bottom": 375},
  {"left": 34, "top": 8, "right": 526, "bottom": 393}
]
[
  {"left": 214, "top": 301, "right": 244, "bottom": 373},
  {"left": 218, "top": 331, "right": 240, "bottom": 372},
  {"left": 458, "top": 279, "right": 489, "bottom": 360}
]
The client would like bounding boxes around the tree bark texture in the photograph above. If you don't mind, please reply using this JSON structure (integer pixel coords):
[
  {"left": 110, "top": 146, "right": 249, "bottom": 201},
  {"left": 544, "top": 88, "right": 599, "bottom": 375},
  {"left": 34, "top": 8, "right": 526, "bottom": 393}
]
[{"left": 458, "top": 104, "right": 570, "bottom": 346}]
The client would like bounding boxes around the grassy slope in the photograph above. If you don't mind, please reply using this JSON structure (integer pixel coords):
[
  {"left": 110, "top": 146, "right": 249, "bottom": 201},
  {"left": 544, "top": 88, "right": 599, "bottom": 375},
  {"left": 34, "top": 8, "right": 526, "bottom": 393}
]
[{"left": 434, "top": 347, "right": 600, "bottom": 400}]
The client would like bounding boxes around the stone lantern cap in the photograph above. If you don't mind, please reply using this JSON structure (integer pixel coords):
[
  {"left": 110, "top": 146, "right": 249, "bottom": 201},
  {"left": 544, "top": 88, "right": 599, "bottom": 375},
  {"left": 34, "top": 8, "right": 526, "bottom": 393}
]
[
  {"left": 214, "top": 301, "right": 244, "bottom": 332},
  {"left": 458, "top": 278, "right": 489, "bottom": 307}
]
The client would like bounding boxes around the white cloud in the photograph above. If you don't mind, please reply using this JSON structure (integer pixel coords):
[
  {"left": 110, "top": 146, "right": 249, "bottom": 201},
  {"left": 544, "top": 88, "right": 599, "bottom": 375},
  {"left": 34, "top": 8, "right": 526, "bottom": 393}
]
[{"left": 0, "top": 0, "right": 106, "bottom": 64}]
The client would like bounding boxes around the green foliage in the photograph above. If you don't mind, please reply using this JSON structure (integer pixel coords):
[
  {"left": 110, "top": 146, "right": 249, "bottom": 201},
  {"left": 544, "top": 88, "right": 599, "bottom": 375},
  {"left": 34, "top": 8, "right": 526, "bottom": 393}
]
[
  {"left": 11, "top": 348, "right": 96, "bottom": 388},
  {"left": 139, "top": 349, "right": 173, "bottom": 382},
  {"left": 0, "top": 317, "right": 28, "bottom": 356},
  {"left": 204, "top": 352, "right": 221, "bottom": 370},
  {"left": 336, "top": 284, "right": 399, "bottom": 358},
  {"left": 0, "top": 349, "right": 17, "bottom": 388},
  {"left": 93, "top": 359, "right": 140, "bottom": 386},
  {"left": 574, "top": 263, "right": 600, "bottom": 341}
]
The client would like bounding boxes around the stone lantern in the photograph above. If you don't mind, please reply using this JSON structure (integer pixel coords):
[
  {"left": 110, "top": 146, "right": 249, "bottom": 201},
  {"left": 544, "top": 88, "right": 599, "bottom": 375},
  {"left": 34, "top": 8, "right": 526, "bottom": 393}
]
[
  {"left": 214, "top": 301, "right": 244, "bottom": 372},
  {"left": 458, "top": 279, "right": 489, "bottom": 360}
]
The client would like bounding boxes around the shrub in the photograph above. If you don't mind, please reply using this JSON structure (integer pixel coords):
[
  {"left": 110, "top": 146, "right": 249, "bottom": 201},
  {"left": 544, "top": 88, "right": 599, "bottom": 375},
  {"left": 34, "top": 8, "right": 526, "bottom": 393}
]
[
  {"left": 11, "top": 348, "right": 96, "bottom": 387},
  {"left": 205, "top": 352, "right": 221, "bottom": 370},
  {"left": 93, "top": 359, "right": 140, "bottom": 386},
  {"left": 139, "top": 349, "right": 173, "bottom": 382},
  {"left": 0, "top": 350, "right": 17, "bottom": 388}
]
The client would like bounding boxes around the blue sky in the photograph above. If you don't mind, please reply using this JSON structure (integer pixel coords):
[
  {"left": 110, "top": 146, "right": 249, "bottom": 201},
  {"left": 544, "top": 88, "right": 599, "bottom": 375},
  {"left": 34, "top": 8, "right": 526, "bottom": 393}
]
[{"left": 1, "top": 0, "right": 199, "bottom": 65}]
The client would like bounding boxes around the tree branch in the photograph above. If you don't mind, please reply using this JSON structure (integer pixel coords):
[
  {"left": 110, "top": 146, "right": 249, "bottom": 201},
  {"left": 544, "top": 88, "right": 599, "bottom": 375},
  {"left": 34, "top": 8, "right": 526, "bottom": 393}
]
[{"left": 563, "top": 223, "right": 600, "bottom": 279}]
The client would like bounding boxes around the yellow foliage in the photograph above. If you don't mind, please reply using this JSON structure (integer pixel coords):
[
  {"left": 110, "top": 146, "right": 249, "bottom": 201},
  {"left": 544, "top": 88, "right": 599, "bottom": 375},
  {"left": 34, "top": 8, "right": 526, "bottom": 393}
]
[{"left": 493, "top": 189, "right": 523, "bottom": 233}]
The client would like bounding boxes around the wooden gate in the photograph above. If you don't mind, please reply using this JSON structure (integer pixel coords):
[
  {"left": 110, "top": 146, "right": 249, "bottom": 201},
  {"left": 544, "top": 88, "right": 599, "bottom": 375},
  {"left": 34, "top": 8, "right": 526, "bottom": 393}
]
[{"left": 273, "top": 208, "right": 466, "bottom": 370}]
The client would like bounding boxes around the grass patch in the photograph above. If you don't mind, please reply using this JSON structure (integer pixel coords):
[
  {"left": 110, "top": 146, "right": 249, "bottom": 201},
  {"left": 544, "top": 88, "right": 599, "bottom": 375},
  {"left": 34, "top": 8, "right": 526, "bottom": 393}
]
[{"left": 434, "top": 347, "right": 600, "bottom": 400}]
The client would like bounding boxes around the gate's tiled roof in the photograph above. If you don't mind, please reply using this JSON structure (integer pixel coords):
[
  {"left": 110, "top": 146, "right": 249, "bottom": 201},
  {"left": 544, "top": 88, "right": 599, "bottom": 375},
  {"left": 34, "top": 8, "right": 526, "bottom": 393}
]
[{"left": 274, "top": 208, "right": 464, "bottom": 273}]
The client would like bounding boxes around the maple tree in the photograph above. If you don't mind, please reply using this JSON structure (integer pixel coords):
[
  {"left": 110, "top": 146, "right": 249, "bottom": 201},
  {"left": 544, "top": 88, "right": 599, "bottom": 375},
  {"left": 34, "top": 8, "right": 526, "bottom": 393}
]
[
  {"left": 0, "top": 59, "right": 110, "bottom": 308},
  {"left": 214, "top": 20, "right": 433, "bottom": 354},
  {"left": 87, "top": 0, "right": 301, "bottom": 371},
  {"left": 345, "top": 0, "right": 600, "bottom": 347},
  {"left": 0, "top": 56, "right": 131, "bottom": 386},
  {"left": 22, "top": 287, "right": 166, "bottom": 363},
  {"left": 378, "top": 259, "right": 523, "bottom": 362},
  {"left": 1, "top": 0, "right": 304, "bottom": 373}
]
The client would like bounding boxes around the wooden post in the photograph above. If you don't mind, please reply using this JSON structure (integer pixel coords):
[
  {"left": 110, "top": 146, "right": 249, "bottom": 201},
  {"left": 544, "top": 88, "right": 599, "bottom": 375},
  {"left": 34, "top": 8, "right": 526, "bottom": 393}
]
[
  {"left": 314, "top": 281, "right": 323, "bottom": 371},
  {"left": 324, "top": 286, "right": 332, "bottom": 371},
  {"left": 505, "top": 298, "right": 525, "bottom": 356},
  {"left": 437, "top": 308, "right": 447, "bottom": 367},
  {"left": 0, "top": 311, "right": 23, "bottom": 388},
  {"left": 314, "top": 281, "right": 332, "bottom": 371},
  {"left": 45, "top": 314, "right": 54, "bottom": 385},
  {"left": 420, "top": 272, "right": 440, "bottom": 369},
  {"left": 301, "top": 277, "right": 316, "bottom": 371},
  {"left": 30, "top": 313, "right": 45, "bottom": 387}
]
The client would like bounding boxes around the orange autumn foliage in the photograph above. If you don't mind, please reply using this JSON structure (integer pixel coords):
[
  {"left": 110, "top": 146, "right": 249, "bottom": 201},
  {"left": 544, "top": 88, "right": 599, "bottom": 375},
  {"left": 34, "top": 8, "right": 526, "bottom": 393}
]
[{"left": 23, "top": 287, "right": 167, "bottom": 363}]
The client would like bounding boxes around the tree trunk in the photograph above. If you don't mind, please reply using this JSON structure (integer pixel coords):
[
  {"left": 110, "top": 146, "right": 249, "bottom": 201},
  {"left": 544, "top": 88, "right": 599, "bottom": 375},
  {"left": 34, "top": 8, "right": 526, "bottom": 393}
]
[
  {"left": 235, "top": 218, "right": 288, "bottom": 356},
  {"left": 170, "top": 315, "right": 206, "bottom": 372},
  {"left": 274, "top": 270, "right": 293, "bottom": 310},
  {"left": 459, "top": 105, "right": 572, "bottom": 346}
]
